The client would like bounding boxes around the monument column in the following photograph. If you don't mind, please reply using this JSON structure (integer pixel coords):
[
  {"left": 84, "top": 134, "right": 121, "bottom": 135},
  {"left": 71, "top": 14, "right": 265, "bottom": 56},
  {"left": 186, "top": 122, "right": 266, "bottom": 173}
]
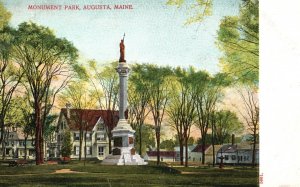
[{"left": 102, "top": 35, "right": 146, "bottom": 165}]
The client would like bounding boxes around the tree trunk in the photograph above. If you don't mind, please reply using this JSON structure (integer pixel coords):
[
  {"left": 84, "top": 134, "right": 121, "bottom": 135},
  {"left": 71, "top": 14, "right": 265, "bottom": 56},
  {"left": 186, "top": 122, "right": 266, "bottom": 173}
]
[
  {"left": 84, "top": 130, "right": 87, "bottom": 166},
  {"left": 212, "top": 122, "right": 215, "bottom": 167},
  {"left": 156, "top": 130, "right": 160, "bottom": 165},
  {"left": 201, "top": 138, "right": 206, "bottom": 165},
  {"left": 0, "top": 119, "right": 4, "bottom": 146},
  {"left": 24, "top": 136, "right": 28, "bottom": 160},
  {"left": 184, "top": 135, "right": 188, "bottom": 167},
  {"left": 108, "top": 135, "right": 112, "bottom": 154},
  {"left": 139, "top": 124, "right": 142, "bottom": 155},
  {"left": 34, "top": 102, "right": 43, "bottom": 165},
  {"left": 252, "top": 130, "right": 257, "bottom": 168},
  {"left": 179, "top": 141, "right": 184, "bottom": 165},
  {"left": 79, "top": 129, "right": 83, "bottom": 161}
]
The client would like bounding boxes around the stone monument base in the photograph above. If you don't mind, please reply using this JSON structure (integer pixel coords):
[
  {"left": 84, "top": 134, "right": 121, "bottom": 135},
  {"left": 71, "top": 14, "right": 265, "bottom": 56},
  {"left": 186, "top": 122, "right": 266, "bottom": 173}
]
[
  {"left": 102, "top": 120, "right": 147, "bottom": 165},
  {"left": 101, "top": 148, "right": 147, "bottom": 165}
]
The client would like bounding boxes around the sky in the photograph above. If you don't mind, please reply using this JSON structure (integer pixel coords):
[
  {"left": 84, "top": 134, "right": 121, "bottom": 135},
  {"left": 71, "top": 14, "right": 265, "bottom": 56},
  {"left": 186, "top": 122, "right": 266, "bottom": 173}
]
[{"left": 2, "top": 0, "right": 239, "bottom": 74}]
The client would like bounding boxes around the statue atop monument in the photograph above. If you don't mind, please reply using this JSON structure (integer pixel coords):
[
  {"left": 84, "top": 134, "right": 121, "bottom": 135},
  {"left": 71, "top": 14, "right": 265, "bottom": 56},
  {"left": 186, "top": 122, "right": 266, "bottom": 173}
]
[{"left": 119, "top": 33, "right": 126, "bottom": 62}]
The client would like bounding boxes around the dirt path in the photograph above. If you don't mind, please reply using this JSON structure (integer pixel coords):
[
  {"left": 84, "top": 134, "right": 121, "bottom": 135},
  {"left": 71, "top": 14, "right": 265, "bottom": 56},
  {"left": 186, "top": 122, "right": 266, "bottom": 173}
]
[{"left": 54, "top": 169, "right": 87, "bottom": 174}]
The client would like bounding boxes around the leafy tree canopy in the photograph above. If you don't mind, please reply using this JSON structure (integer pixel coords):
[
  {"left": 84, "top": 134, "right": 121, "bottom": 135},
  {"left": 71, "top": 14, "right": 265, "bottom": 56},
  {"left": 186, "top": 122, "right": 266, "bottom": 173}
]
[
  {"left": 217, "top": 0, "right": 259, "bottom": 85},
  {"left": 0, "top": 2, "right": 11, "bottom": 30}
]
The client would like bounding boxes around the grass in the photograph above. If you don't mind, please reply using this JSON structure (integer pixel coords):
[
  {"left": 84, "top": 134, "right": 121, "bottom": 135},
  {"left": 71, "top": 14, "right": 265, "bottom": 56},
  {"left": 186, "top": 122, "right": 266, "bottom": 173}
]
[{"left": 0, "top": 161, "right": 259, "bottom": 187}]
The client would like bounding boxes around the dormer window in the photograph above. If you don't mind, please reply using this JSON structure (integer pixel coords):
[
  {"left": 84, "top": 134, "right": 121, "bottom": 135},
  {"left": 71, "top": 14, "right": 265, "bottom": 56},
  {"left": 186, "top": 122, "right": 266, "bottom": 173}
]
[{"left": 97, "top": 118, "right": 105, "bottom": 131}]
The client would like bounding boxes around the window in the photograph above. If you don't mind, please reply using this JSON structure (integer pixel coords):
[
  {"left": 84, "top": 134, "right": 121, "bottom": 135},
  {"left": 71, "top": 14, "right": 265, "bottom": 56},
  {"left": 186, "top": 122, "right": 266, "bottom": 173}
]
[
  {"left": 74, "top": 133, "right": 80, "bottom": 141},
  {"left": 98, "top": 118, "right": 105, "bottom": 131},
  {"left": 98, "top": 146, "right": 104, "bottom": 156},
  {"left": 97, "top": 133, "right": 105, "bottom": 141},
  {"left": 231, "top": 155, "right": 236, "bottom": 160},
  {"left": 86, "top": 146, "right": 92, "bottom": 155},
  {"left": 98, "top": 124, "right": 105, "bottom": 131},
  {"left": 6, "top": 149, "right": 10, "bottom": 155},
  {"left": 86, "top": 133, "right": 91, "bottom": 141},
  {"left": 74, "top": 146, "right": 80, "bottom": 155},
  {"left": 224, "top": 155, "right": 229, "bottom": 160},
  {"left": 19, "top": 141, "right": 24, "bottom": 147}
]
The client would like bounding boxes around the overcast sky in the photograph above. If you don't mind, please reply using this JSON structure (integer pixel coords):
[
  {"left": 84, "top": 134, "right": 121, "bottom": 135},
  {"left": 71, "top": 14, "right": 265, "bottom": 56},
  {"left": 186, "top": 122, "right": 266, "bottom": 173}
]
[{"left": 3, "top": 0, "right": 239, "bottom": 73}]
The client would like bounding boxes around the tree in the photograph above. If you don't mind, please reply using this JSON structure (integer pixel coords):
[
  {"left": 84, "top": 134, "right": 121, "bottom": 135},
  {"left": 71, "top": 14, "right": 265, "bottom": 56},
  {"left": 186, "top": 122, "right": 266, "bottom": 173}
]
[
  {"left": 15, "top": 95, "right": 35, "bottom": 160},
  {"left": 160, "top": 139, "right": 176, "bottom": 151},
  {"left": 0, "top": 2, "right": 11, "bottom": 30},
  {"left": 0, "top": 14, "right": 23, "bottom": 152},
  {"left": 167, "top": 67, "right": 198, "bottom": 166},
  {"left": 147, "top": 65, "right": 173, "bottom": 165},
  {"left": 13, "top": 22, "right": 78, "bottom": 165},
  {"left": 217, "top": 0, "right": 259, "bottom": 84},
  {"left": 134, "top": 124, "right": 155, "bottom": 155},
  {"left": 212, "top": 110, "right": 243, "bottom": 145},
  {"left": 1, "top": 97, "right": 24, "bottom": 159},
  {"left": 237, "top": 85, "right": 259, "bottom": 167},
  {"left": 194, "top": 72, "right": 229, "bottom": 164},
  {"left": 88, "top": 61, "right": 119, "bottom": 153},
  {"left": 61, "top": 131, "right": 72, "bottom": 157},
  {"left": 166, "top": 0, "right": 213, "bottom": 25},
  {"left": 128, "top": 63, "right": 151, "bottom": 155}
]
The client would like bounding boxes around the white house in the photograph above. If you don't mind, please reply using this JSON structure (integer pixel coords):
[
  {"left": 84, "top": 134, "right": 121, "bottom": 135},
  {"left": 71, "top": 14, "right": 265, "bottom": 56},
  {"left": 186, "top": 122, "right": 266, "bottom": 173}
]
[
  {"left": 216, "top": 143, "right": 259, "bottom": 165},
  {"left": 57, "top": 108, "right": 119, "bottom": 160},
  {"left": 0, "top": 128, "right": 35, "bottom": 159},
  {"left": 190, "top": 144, "right": 223, "bottom": 164},
  {"left": 174, "top": 145, "right": 196, "bottom": 162}
]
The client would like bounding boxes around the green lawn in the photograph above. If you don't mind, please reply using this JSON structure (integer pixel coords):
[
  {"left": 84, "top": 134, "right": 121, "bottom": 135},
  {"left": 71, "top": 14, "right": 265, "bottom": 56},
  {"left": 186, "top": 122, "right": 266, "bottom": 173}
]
[{"left": 0, "top": 161, "right": 259, "bottom": 187}]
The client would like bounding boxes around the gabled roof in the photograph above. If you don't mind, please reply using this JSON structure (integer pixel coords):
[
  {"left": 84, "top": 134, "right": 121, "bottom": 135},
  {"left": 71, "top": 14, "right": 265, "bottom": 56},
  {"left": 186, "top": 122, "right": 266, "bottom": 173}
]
[
  {"left": 218, "top": 144, "right": 237, "bottom": 153},
  {"left": 205, "top": 145, "right": 223, "bottom": 155},
  {"left": 191, "top": 145, "right": 211, "bottom": 153},
  {"left": 146, "top": 151, "right": 176, "bottom": 157},
  {"left": 60, "top": 108, "right": 120, "bottom": 131}
]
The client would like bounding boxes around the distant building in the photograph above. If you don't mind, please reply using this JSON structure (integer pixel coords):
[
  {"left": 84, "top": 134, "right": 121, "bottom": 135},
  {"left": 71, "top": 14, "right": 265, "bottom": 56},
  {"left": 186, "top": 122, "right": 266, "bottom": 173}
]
[
  {"left": 174, "top": 145, "right": 196, "bottom": 161},
  {"left": 190, "top": 144, "right": 213, "bottom": 163},
  {"left": 0, "top": 128, "right": 35, "bottom": 159},
  {"left": 56, "top": 108, "right": 119, "bottom": 160},
  {"left": 216, "top": 142, "right": 259, "bottom": 165},
  {"left": 145, "top": 151, "right": 176, "bottom": 162}
]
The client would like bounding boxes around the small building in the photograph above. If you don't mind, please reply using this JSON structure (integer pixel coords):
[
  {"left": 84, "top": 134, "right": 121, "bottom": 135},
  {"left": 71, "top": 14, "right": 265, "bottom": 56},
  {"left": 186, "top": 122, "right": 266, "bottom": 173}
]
[
  {"left": 190, "top": 144, "right": 211, "bottom": 162},
  {"left": 174, "top": 145, "right": 196, "bottom": 162},
  {"left": 145, "top": 151, "right": 176, "bottom": 162},
  {"left": 216, "top": 143, "right": 259, "bottom": 165},
  {"left": 0, "top": 128, "right": 35, "bottom": 159},
  {"left": 56, "top": 108, "right": 119, "bottom": 160}
]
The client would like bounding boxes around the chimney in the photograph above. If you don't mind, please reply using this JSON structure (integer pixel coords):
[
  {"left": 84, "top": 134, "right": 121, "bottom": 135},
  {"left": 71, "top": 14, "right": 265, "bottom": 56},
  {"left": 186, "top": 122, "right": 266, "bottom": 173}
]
[
  {"left": 66, "top": 102, "right": 71, "bottom": 119},
  {"left": 231, "top": 134, "right": 235, "bottom": 145}
]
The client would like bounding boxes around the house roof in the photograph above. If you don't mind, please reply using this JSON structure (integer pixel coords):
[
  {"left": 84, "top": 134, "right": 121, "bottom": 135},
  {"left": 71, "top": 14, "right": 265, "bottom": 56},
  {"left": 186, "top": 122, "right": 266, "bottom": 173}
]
[
  {"left": 2, "top": 128, "right": 34, "bottom": 140},
  {"left": 216, "top": 143, "right": 259, "bottom": 154},
  {"left": 191, "top": 144, "right": 211, "bottom": 153},
  {"left": 146, "top": 151, "right": 176, "bottom": 157},
  {"left": 60, "top": 108, "right": 120, "bottom": 131},
  {"left": 174, "top": 145, "right": 196, "bottom": 152},
  {"left": 218, "top": 144, "right": 237, "bottom": 153},
  {"left": 205, "top": 145, "right": 223, "bottom": 155}
]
